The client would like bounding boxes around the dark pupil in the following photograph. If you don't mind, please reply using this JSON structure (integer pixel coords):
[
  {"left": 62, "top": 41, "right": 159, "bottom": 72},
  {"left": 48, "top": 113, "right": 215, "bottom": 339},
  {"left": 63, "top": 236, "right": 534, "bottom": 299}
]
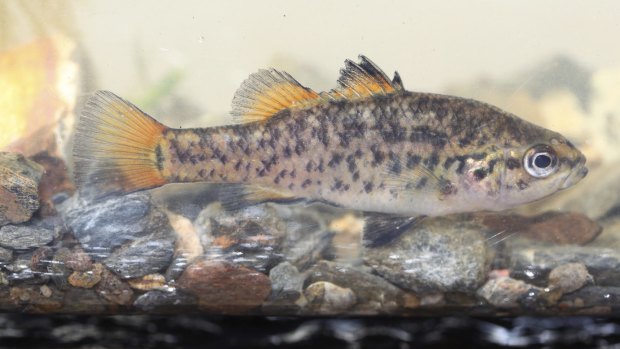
[{"left": 534, "top": 154, "right": 551, "bottom": 168}]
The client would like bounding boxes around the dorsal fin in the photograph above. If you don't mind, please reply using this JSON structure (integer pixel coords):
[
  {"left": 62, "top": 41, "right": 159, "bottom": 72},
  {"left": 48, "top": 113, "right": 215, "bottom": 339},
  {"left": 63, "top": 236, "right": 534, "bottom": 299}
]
[
  {"left": 323, "top": 55, "right": 404, "bottom": 100},
  {"left": 231, "top": 68, "right": 322, "bottom": 123},
  {"left": 231, "top": 56, "right": 404, "bottom": 123}
]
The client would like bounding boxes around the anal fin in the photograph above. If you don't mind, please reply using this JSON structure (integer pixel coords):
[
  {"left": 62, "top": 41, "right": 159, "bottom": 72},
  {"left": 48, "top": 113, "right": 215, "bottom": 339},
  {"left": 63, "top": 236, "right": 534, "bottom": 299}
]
[{"left": 363, "top": 213, "right": 425, "bottom": 248}]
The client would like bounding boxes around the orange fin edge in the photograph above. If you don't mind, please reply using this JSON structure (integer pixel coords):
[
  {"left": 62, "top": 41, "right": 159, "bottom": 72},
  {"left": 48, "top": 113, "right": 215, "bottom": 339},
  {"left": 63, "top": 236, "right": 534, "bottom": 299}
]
[{"left": 73, "top": 90, "right": 168, "bottom": 197}]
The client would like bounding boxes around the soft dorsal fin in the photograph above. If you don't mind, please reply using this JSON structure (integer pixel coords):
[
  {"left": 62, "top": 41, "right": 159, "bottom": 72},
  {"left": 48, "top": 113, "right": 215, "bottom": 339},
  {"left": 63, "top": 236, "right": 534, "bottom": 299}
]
[
  {"left": 231, "top": 56, "right": 404, "bottom": 123},
  {"left": 323, "top": 55, "right": 404, "bottom": 100},
  {"left": 231, "top": 68, "right": 322, "bottom": 123}
]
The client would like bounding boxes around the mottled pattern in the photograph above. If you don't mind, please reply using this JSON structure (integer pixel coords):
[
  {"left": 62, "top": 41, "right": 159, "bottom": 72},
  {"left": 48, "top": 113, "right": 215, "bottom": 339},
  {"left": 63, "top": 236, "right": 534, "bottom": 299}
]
[{"left": 155, "top": 91, "right": 585, "bottom": 216}]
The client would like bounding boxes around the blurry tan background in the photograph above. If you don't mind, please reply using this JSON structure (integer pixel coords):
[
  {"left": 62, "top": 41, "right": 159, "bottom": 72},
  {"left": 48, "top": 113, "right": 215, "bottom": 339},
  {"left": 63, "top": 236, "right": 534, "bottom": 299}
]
[{"left": 2, "top": 1, "right": 619, "bottom": 121}]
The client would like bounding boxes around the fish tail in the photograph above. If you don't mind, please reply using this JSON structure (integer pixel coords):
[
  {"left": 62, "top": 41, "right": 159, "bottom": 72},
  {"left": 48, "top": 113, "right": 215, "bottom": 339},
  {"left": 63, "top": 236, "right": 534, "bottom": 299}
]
[{"left": 73, "top": 90, "right": 168, "bottom": 197}]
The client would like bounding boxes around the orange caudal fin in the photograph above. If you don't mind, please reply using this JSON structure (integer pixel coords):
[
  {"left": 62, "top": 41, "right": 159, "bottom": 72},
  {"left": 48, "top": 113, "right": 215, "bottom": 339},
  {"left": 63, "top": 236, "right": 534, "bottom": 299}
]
[{"left": 73, "top": 91, "right": 169, "bottom": 197}]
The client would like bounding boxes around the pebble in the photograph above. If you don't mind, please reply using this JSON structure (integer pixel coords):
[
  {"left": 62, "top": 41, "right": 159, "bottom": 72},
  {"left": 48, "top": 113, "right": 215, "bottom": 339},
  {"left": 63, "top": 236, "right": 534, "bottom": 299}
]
[
  {"left": 177, "top": 259, "right": 271, "bottom": 314},
  {"left": 477, "top": 276, "right": 537, "bottom": 308},
  {"left": 0, "top": 152, "right": 44, "bottom": 226},
  {"left": 95, "top": 268, "right": 134, "bottom": 306},
  {"left": 306, "top": 260, "right": 406, "bottom": 312},
  {"left": 548, "top": 263, "right": 591, "bottom": 294},
  {"left": 0, "top": 225, "right": 55, "bottom": 250},
  {"left": 304, "top": 281, "right": 356, "bottom": 314},
  {"left": 363, "top": 216, "right": 490, "bottom": 293},
  {"left": 263, "top": 262, "right": 306, "bottom": 314},
  {"left": 68, "top": 263, "right": 103, "bottom": 289},
  {"left": 269, "top": 261, "right": 304, "bottom": 297},
  {"left": 127, "top": 274, "right": 166, "bottom": 291},
  {"left": 103, "top": 232, "right": 175, "bottom": 279}
]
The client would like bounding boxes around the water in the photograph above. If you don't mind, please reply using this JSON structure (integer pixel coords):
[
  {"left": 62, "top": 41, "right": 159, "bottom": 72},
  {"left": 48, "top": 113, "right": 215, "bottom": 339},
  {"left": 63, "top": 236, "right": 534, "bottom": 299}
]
[{"left": 1, "top": 0, "right": 620, "bottom": 320}]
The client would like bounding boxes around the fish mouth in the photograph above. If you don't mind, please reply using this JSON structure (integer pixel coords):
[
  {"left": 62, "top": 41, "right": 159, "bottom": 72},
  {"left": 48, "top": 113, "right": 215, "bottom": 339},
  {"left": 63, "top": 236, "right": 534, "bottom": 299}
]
[{"left": 560, "top": 158, "right": 588, "bottom": 189}]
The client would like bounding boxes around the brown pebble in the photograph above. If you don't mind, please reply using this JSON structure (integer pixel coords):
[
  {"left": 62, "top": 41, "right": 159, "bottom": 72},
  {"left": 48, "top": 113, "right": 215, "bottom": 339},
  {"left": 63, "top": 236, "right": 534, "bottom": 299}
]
[
  {"left": 177, "top": 259, "right": 271, "bottom": 314},
  {"left": 548, "top": 263, "right": 590, "bottom": 294},
  {"left": 478, "top": 211, "right": 601, "bottom": 245},
  {"left": 477, "top": 276, "right": 534, "bottom": 308},
  {"left": 65, "top": 247, "right": 93, "bottom": 272},
  {"left": 68, "top": 263, "right": 103, "bottom": 289},
  {"left": 127, "top": 273, "right": 166, "bottom": 291},
  {"left": 95, "top": 268, "right": 134, "bottom": 306},
  {"left": 304, "top": 281, "right": 356, "bottom": 314}
]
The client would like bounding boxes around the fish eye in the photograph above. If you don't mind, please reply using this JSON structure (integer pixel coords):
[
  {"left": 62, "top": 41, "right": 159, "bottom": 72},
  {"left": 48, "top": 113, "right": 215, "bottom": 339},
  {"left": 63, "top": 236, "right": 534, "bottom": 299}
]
[{"left": 524, "top": 145, "right": 558, "bottom": 178}]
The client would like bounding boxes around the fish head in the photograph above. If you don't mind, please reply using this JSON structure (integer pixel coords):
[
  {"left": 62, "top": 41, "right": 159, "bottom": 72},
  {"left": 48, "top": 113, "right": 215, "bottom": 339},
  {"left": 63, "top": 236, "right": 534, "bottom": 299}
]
[{"left": 495, "top": 132, "right": 588, "bottom": 209}]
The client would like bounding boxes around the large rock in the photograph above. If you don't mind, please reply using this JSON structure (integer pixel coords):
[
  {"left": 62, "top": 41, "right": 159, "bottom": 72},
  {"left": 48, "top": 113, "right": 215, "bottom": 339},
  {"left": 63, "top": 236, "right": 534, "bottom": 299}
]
[
  {"left": 363, "top": 216, "right": 491, "bottom": 293},
  {"left": 64, "top": 193, "right": 176, "bottom": 270},
  {"left": 0, "top": 152, "right": 44, "bottom": 226}
]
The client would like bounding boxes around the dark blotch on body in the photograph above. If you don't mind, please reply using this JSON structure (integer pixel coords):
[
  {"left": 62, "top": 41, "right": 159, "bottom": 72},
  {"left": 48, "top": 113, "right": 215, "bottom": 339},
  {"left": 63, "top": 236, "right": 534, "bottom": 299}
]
[
  {"left": 507, "top": 157, "right": 521, "bottom": 170},
  {"left": 363, "top": 181, "right": 374, "bottom": 193}
]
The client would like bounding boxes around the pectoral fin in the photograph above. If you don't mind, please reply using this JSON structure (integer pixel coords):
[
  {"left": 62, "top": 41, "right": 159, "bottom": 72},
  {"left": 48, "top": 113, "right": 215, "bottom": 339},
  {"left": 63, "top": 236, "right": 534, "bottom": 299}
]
[
  {"left": 218, "top": 184, "right": 300, "bottom": 211},
  {"left": 363, "top": 213, "right": 425, "bottom": 247}
]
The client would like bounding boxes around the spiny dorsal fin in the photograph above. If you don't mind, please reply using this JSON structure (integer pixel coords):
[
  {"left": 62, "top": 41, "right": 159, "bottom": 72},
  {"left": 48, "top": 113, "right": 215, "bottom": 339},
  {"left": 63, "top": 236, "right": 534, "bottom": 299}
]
[
  {"left": 323, "top": 55, "right": 404, "bottom": 101},
  {"left": 231, "top": 68, "right": 322, "bottom": 123}
]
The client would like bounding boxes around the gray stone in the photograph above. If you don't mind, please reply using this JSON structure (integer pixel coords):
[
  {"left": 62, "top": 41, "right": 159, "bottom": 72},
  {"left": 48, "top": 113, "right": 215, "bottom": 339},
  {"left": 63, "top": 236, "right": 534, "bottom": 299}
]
[
  {"left": 269, "top": 261, "right": 304, "bottom": 296},
  {"left": 306, "top": 260, "right": 406, "bottom": 312},
  {"left": 0, "top": 225, "right": 54, "bottom": 250},
  {"left": 104, "top": 232, "right": 175, "bottom": 279},
  {"left": 304, "top": 281, "right": 356, "bottom": 314},
  {"left": 134, "top": 289, "right": 197, "bottom": 312},
  {"left": 64, "top": 193, "right": 154, "bottom": 257},
  {"left": 0, "top": 152, "right": 44, "bottom": 226},
  {"left": 0, "top": 247, "right": 12, "bottom": 264},
  {"left": 363, "top": 217, "right": 491, "bottom": 293}
]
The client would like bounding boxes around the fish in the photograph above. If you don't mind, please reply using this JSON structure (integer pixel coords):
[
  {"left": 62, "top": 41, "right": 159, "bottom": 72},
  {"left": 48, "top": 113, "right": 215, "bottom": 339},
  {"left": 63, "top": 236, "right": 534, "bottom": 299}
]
[{"left": 73, "top": 55, "right": 587, "bottom": 243}]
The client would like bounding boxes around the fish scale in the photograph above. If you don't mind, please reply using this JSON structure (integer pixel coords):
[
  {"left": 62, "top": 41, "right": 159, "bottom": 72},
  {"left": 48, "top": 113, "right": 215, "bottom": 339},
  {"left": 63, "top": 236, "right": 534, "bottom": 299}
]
[{"left": 73, "top": 55, "right": 587, "bottom": 219}]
